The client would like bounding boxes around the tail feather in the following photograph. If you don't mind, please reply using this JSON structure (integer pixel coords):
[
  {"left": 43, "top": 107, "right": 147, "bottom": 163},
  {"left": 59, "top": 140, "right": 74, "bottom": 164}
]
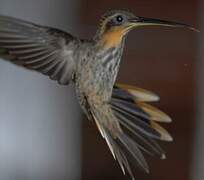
[
  {"left": 91, "top": 83, "right": 172, "bottom": 179},
  {"left": 112, "top": 90, "right": 172, "bottom": 123},
  {"left": 111, "top": 98, "right": 150, "bottom": 120},
  {"left": 137, "top": 102, "right": 172, "bottom": 123},
  {"left": 111, "top": 84, "right": 172, "bottom": 176},
  {"left": 103, "top": 128, "right": 148, "bottom": 180},
  {"left": 150, "top": 121, "right": 173, "bottom": 141},
  {"left": 113, "top": 108, "right": 162, "bottom": 140},
  {"left": 92, "top": 112, "right": 149, "bottom": 179},
  {"left": 117, "top": 133, "right": 149, "bottom": 173},
  {"left": 112, "top": 84, "right": 173, "bottom": 141},
  {"left": 119, "top": 117, "right": 165, "bottom": 158},
  {"left": 113, "top": 83, "right": 160, "bottom": 102},
  {"left": 103, "top": 129, "right": 134, "bottom": 178}
]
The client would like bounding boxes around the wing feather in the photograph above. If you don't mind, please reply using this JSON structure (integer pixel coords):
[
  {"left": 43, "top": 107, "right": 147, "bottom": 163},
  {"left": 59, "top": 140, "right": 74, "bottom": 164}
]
[{"left": 0, "top": 15, "right": 79, "bottom": 85}]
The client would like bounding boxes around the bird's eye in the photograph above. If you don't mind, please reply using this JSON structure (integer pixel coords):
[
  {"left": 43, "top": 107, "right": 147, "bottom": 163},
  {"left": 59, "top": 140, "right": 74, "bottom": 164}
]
[{"left": 116, "top": 15, "right": 123, "bottom": 23}]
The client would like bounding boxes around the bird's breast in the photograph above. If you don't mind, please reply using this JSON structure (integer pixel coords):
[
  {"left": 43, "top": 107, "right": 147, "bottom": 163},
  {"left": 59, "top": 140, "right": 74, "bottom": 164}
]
[{"left": 75, "top": 44, "right": 123, "bottom": 105}]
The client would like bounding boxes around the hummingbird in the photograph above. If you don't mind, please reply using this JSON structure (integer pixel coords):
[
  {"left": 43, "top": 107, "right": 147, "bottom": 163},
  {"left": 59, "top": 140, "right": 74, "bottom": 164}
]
[{"left": 0, "top": 10, "right": 197, "bottom": 180}]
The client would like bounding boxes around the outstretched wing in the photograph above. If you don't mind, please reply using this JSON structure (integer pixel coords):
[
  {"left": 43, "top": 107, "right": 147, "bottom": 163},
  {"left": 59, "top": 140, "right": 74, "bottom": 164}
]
[{"left": 0, "top": 15, "right": 79, "bottom": 85}]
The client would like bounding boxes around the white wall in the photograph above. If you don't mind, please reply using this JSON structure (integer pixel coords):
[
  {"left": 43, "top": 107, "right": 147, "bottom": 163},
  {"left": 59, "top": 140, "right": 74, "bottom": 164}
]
[{"left": 0, "top": 0, "right": 82, "bottom": 180}]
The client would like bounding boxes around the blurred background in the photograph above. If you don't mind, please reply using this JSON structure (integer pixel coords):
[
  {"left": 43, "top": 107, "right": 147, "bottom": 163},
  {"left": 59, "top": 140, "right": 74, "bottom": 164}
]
[{"left": 0, "top": 0, "right": 201, "bottom": 180}]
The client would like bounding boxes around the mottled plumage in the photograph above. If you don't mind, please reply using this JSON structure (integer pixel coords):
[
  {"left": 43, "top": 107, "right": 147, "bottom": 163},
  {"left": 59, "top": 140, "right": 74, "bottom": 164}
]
[{"left": 0, "top": 10, "right": 197, "bottom": 180}]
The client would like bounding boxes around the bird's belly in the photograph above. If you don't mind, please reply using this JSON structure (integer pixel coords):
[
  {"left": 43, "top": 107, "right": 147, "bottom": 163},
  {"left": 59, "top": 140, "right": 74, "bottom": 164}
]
[{"left": 75, "top": 62, "right": 114, "bottom": 107}]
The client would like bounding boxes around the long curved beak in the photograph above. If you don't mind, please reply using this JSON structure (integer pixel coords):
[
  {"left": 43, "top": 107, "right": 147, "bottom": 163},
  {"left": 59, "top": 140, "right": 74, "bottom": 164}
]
[{"left": 129, "top": 16, "right": 199, "bottom": 32}]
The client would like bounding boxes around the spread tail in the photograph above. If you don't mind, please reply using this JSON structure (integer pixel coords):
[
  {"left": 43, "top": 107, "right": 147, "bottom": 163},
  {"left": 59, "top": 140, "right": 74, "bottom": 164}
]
[{"left": 92, "top": 83, "right": 172, "bottom": 180}]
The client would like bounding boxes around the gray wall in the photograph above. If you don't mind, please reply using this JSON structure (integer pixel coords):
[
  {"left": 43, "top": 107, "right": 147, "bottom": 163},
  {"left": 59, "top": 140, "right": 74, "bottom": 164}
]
[
  {"left": 191, "top": 2, "right": 204, "bottom": 180},
  {"left": 0, "top": 1, "right": 81, "bottom": 180}
]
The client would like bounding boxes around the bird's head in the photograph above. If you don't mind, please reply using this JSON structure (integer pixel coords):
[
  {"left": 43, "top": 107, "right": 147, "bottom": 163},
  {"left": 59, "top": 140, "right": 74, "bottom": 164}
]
[{"left": 95, "top": 10, "right": 198, "bottom": 48}]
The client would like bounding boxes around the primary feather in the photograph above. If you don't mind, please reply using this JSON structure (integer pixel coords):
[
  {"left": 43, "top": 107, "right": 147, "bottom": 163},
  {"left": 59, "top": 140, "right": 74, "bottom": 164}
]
[{"left": 0, "top": 15, "right": 78, "bottom": 85}]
